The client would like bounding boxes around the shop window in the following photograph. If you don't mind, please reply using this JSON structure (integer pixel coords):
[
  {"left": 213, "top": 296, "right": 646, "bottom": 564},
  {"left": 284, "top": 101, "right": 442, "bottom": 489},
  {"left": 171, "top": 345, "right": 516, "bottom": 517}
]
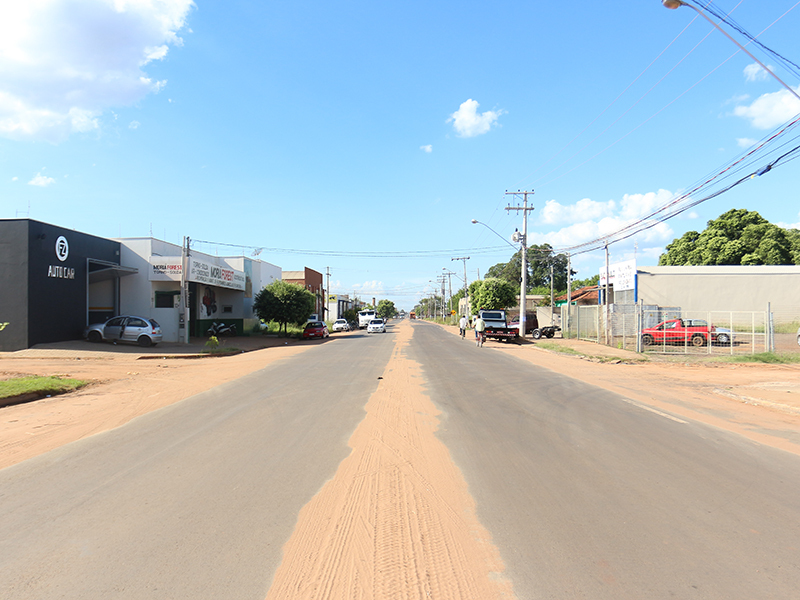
[
  {"left": 222, "top": 305, "right": 233, "bottom": 314},
  {"left": 155, "top": 291, "right": 180, "bottom": 308}
]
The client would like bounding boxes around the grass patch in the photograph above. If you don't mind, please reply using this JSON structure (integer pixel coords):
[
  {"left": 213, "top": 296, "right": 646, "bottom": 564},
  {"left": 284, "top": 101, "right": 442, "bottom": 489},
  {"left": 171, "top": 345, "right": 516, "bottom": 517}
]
[
  {"left": 536, "top": 342, "right": 584, "bottom": 356},
  {"left": 0, "top": 375, "right": 88, "bottom": 400},
  {"left": 536, "top": 341, "right": 648, "bottom": 363},
  {"left": 719, "top": 352, "right": 800, "bottom": 365},
  {"left": 260, "top": 321, "right": 306, "bottom": 339}
]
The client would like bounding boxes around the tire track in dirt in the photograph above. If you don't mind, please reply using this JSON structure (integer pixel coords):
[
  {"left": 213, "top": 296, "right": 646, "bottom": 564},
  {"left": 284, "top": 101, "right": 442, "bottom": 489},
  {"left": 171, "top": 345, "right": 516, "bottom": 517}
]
[{"left": 264, "top": 322, "right": 516, "bottom": 600}]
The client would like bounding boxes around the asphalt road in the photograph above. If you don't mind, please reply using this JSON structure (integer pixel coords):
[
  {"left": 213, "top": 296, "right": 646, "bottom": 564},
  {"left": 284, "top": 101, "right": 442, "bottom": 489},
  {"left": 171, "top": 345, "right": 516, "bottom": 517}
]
[
  {"left": 409, "top": 320, "right": 800, "bottom": 599},
  {"left": 2, "top": 320, "right": 800, "bottom": 599},
  {"left": 0, "top": 328, "right": 395, "bottom": 599}
]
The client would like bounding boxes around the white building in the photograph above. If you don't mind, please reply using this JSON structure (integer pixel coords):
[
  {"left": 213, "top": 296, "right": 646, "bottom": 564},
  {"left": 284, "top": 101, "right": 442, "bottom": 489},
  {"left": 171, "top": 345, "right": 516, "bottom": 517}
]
[
  {"left": 326, "top": 293, "right": 353, "bottom": 321},
  {"left": 119, "top": 238, "right": 281, "bottom": 342}
]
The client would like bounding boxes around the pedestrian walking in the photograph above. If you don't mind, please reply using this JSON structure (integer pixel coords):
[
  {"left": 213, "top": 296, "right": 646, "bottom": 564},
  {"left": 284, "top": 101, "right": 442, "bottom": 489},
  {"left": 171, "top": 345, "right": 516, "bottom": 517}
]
[
  {"left": 474, "top": 314, "right": 486, "bottom": 347},
  {"left": 459, "top": 315, "right": 468, "bottom": 339}
]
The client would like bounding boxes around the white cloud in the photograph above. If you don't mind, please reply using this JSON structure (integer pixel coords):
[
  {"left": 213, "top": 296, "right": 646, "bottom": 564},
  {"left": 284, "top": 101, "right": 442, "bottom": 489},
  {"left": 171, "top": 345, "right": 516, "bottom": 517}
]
[
  {"left": 355, "top": 280, "right": 385, "bottom": 293},
  {"left": 447, "top": 99, "right": 505, "bottom": 138},
  {"left": 737, "top": 137, "right": 758, "bottom": 148},
  {"left": 734, "top": 87, "right": 800, "bottom": 129},
  {"left": 129, "top": 120, "right": 140, "bottom": 129},
  {"left": 539, "top": 197, "right": 615, "bottom": 226},
  {"left": 530, "top": 190, "right": 679, "bottom": 268},
  {"left": 744, "top": 62, "right": 773, "bottom": 82},
  {"left": 0, "top": 0, "right": 194, "bottom": 142},
  {"left": 420, "top": 144, "right": 432, "bottom": 153},
  {"left": 777, "top": 211, "right": 800, "bottom": 230},
  {"left": 539, "top": 189, "right": 674, "bottom": 227},
  {"left": 11, "top": 176, "right": 18, "bottom": 181},
  {"left": 28, "top": 172, "right": 55, "bottom": 187}
]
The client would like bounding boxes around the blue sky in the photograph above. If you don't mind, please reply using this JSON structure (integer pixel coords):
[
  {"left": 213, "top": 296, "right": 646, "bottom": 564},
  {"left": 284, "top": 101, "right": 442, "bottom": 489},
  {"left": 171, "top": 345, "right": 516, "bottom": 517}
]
[{"left": 2, "top": 0, "right": 799, "bottom": 311}]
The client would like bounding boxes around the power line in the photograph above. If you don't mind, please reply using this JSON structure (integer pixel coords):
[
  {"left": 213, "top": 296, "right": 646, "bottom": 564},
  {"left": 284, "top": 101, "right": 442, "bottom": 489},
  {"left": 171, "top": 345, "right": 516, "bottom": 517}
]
[{"left": 190, "top": 241, "right": 509, "bottom": 258}]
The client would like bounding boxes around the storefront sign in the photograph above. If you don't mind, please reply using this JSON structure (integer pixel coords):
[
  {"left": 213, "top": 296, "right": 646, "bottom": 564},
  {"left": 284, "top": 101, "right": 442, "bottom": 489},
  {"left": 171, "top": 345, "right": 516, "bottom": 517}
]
[
  {"left": 47, "top": 265, "right": 75, "bottom": 279},
  {"left": 599, "top": 259, "right": 636, "bottom": 291},
  {"left": 149, "top": 256, "right": 245, "bottom": 291},
  {"left": 46, "top": 235, "right": 76, "bottom": 280}
]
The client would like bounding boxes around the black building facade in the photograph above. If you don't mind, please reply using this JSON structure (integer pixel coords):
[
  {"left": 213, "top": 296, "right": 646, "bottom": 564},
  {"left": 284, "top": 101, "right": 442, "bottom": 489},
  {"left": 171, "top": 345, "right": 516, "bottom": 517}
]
[{"left": 0, "top": 219, "right": 136, "bottom": 351}]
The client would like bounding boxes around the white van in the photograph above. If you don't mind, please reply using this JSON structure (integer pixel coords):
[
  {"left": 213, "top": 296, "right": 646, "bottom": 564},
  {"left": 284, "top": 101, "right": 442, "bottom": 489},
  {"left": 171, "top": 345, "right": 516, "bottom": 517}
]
[{"left": 358, "top": 309, "right": 377, "bottom": 329}]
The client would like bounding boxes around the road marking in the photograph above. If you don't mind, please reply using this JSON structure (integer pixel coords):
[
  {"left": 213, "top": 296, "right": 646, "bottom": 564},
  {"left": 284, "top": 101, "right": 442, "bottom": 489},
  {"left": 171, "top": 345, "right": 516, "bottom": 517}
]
[{"left": 618, "top": 397, "right": 688, "bottom": 424}]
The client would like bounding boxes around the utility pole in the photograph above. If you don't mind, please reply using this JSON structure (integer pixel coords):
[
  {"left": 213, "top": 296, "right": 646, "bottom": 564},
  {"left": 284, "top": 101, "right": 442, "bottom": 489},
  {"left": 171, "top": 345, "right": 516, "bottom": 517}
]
[
  {"left": 443, "top": 269, "right": 456, "bottom": 320},
  {"left": 325, "top": 266, "right": 331, "bottom": 320},
  {"left": 505, "top": 191, "right": 535, "bottom": 337},
  {"left": 180, "top": 236, "right": 190, "bottom": 344},
  {"left": 604, "top": 242, "right": 610, "bottom": 346},
  {"left": 566, "top": 252, "right": 572, "bottom": 337},
  {"left": 550, "top": 261, "right": 554, "bottom": 325},
  {"left": 451, "top": 256, "right": 470, "bottom": 316}
]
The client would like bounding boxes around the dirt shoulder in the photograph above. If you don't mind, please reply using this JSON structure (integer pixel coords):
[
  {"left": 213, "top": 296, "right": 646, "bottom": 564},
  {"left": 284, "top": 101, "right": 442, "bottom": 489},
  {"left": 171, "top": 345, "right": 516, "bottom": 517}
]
[{"left": 2, "top": 326, "right": 800, "bottom": 471}]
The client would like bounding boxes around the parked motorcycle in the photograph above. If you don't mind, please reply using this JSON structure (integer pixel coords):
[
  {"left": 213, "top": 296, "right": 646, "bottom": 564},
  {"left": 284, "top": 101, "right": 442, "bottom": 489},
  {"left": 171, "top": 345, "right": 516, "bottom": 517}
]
[{"left": 206, "top": 322, "right": 237, "bottom": 337}]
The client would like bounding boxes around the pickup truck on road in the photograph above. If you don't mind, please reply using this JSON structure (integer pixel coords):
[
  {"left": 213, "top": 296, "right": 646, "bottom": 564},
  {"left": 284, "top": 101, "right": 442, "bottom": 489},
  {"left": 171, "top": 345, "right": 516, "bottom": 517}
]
[{"left": 478, "top": 309, "right": 518, "bottom": 342}]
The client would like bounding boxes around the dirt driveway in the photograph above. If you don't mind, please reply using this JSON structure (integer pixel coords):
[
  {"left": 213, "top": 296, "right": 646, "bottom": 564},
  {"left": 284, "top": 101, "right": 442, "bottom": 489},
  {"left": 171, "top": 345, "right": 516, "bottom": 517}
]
[{"left": 2, "top": 326, "right": 800, "bottom": 471}]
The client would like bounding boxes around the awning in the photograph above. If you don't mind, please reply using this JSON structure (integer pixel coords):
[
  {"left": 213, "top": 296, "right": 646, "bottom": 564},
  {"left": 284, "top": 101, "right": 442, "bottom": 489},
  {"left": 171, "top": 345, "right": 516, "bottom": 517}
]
[{"left": 88, "top": 259, "right": 138, "bottom": 283}]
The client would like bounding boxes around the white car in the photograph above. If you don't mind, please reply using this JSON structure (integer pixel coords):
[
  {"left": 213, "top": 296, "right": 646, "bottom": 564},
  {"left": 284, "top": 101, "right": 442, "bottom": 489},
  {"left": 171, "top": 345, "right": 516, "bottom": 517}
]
[
  {"left": 367, "top": 319, "right": 386, "bottom": 333},
  {"left": 332, "top": 319, "right": 350, "bottom": 332},
  {"left": 84, "top": 315, "right": 162, "bottom": 347}
]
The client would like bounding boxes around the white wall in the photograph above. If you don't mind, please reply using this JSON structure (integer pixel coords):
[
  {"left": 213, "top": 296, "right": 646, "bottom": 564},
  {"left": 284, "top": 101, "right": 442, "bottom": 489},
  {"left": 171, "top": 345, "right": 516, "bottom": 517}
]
[{"left": 637, "top": 265, "right": 800, "bottom": 313}]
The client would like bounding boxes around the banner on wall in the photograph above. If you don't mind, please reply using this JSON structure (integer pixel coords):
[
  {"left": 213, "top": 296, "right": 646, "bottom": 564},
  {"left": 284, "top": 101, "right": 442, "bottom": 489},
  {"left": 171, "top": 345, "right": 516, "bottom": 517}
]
[{"left": 149, "top": 256, "right": 246, "bottom": 291}]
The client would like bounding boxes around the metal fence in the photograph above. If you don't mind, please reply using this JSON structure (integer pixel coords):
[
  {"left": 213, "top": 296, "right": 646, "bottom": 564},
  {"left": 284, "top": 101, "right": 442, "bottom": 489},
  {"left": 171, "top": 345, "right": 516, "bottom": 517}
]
[{"left": 563, "top": 303, "right": 798, "bottom": 355}]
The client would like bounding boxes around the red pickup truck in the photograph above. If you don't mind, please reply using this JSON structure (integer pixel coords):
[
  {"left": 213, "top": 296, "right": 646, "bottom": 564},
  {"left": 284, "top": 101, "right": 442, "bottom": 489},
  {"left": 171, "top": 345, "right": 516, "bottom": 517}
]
[{"left": 640, "top": 318, "right": 732, "bottom": 347}]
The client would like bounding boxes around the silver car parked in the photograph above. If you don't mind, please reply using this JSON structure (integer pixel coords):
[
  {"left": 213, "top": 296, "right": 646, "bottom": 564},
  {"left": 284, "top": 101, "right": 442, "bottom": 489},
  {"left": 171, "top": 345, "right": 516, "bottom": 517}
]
[{"left": 84, "top": 316, "right": 163, "bottom": 347}]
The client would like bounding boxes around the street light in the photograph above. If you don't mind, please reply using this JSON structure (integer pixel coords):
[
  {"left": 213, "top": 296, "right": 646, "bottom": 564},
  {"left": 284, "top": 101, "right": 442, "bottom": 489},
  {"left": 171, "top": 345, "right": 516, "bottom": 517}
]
[
  {"left": 471, "top": 219, "right": 518, "bottom": 250},
  {"left": 662, "top": 0, "right": 800, "bottom": 103}
]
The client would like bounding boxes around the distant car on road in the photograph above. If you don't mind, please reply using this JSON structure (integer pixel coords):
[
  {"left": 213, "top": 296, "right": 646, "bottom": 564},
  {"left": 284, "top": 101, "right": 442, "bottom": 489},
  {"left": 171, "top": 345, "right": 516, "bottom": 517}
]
[
  {"left": 302, "top": 321, "right": 329, "bottom": 339},
  {"left": 797, "top": 326, "right": 800, "bottom": 346},
  {"left": 640, "top": 318, "right": 732, "bottom": 347},
  {"left": 332, "top": 319, "right": 350, "bottom": 332},
  {"left": 367, "top": 319, "right": 386, "bottom": 333},
  {"left": 303, "top": 321, "right": 330, "bottom": 340},
  {"left": 84, "top": 316, "right": 163, "bottom": 347}
]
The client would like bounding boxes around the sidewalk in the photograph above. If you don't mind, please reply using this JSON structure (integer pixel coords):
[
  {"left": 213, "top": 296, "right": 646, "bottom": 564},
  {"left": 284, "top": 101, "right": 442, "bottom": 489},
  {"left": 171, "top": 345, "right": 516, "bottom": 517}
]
[{"left": 1, "top": 335, "right": 305, "bottom": 361}]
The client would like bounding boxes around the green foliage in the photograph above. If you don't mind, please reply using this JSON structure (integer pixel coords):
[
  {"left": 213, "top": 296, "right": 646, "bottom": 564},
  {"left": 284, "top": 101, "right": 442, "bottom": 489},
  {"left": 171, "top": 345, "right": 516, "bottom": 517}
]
[
  {"left": 376, "top": 299, "right": 397, "bottom": 319},
  {"left": 448, "top": 288, "right": 466, "bottom": 314},
  {"left": 253, "top": 280, "right": 316, "bottom": 333},
  {"left": 468, "top": 277, "right": 518, "bottom": 314},
  {"left": 0, "top": 376, "right": 88, "bottom": 400},
  {"left": 342, "top": 308, "right": 358, "bottom": 323},
  {"left": 205, "top": 335, "right": 219, "bottom": 350},
  {"left": 414, "top": 295, "right": 442, "bottom": 318},
  {"left": 485, "top": 244, "right": 570, "bottom": 291},
  {"left": 571, "top": 274, "right": 599, "bottom": 289},
  {"left": 659, "top": 208, "right": 799, "bottom": 266},
  {"left": 722, "top": 352, "right": 800, "bottom": 364}
]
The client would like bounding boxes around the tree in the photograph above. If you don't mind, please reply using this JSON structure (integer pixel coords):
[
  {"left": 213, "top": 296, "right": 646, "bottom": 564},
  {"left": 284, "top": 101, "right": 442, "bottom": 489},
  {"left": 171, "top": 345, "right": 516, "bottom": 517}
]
[
  {"left": 414, "top": 295, "right": 442, "bottom": 319},
  {"left": 253, "top": 280, "right": 316, "bottom": 333},
  {"left": 485, "top": 244, "right": 569, "bottom": 291},
  {"left": 659, "top": 209, "right": 799, "bottom": 266},
  {"left": 468, "top": 277, "right": 517, "bottom": 314},
  {"left": 376, "top": 299, "right": 397, "bottom": 319},
  {"left": 342, "top": 308, "right": 358, "bottom": 323}
]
